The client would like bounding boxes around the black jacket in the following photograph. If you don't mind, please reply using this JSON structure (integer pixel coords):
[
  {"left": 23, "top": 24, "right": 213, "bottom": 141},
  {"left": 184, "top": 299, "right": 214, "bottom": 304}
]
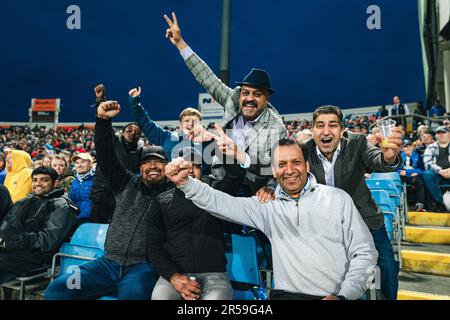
[
  {"left": 146, "top": 165, "right": 246, "bottom": 281},
  {"left": 0, "top": 184, "right": 12, "bottom": 223},
  {"left": 303, "top": 131, "right": 402, "bottom": 230},
  {"left": 90, "top": 133, "right": 143, "bottom": 202},
  {"left": 95, "top": 117, "right": 173, "bottom": 267},
  {"left": 0, "top": 188, "right": 78, "bottom": 273}
]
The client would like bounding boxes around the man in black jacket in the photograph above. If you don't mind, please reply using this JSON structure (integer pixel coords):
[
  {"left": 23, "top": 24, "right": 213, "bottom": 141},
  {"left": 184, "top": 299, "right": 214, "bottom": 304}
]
[
  {"left": 0, "top": 167, "right": 77, "bottom": 284},
  {"left": 45, "top": 100, "right": 169, "bottom": 300},
  {"left": 148, "top": 147, "right": 246, "bottom": 300},
  {"left": 302, "top": 105, "right": 403, "bottom": 300},
  {"left": 90, "top": 84, "right": 143, "bottom": 223}
]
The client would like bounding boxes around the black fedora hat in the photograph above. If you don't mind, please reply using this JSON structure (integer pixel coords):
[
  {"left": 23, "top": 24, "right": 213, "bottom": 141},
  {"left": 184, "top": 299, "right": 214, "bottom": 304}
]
[{"left": 236, "top": 68, "right": 275, "bottom": 95}]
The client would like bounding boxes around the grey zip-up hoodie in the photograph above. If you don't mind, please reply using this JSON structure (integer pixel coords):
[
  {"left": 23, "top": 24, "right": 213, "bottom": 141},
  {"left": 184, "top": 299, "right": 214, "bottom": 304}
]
[{"left": 179, "top": 174, "right": 378, "bottom": 300}]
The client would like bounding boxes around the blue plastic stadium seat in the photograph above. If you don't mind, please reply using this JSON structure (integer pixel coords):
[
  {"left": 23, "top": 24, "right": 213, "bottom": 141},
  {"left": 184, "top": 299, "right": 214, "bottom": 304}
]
[
  {"left": 57, "top": 223, "right": 109, "bottom": 275},
  {"left": 366, "top": 178, "right": 401, "bottom": 208},
  {"left": 224, "top": 233, "right": 268, "bottom": 300},
  {"left": 370, "top": 190, "right": 395, "bottom": 241}
]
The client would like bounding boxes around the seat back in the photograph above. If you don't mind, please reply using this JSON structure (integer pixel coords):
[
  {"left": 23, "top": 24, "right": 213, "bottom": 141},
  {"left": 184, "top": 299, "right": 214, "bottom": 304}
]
[
  {"left": 370, "top": 190, "right": 395, "bottom": 215},
  {"left": 69, "top": 223, "right": 109, "bottom": 250},
  {"left": 59, "top": 223, "right": 109, "bottom": 275},
  {"left": 367, "top": 175, "right": 402, "bottom": 194},
  {"left": 366, "top": 178, "right": 401, "bottom": 207},
  {"left": 370, "top": 172, "right": 401, "bottom": 185},
  {"left": 224, "top": 233, "right": 260, "bottom": 286}
]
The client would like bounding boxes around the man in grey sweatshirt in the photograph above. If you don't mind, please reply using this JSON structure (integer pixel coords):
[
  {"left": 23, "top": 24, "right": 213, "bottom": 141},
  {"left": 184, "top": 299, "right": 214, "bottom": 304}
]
[{"left": 166, "top": 138, "right": 378, "bottom": 300}]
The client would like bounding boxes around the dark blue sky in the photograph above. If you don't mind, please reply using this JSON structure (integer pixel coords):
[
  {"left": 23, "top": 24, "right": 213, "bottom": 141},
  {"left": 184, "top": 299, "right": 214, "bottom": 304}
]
[{"left": 0, "top": 0, "right": 425, "bottom": 122}]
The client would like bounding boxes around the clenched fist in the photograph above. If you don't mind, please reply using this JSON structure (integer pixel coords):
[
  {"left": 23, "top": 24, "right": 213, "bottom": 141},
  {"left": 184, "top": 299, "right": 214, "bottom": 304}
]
[
  {"left": 165, "top": 157, "right": 192, "bottom": 186},
  {"left": 97, "top": 101, "right": 121, "bottom": 120}
]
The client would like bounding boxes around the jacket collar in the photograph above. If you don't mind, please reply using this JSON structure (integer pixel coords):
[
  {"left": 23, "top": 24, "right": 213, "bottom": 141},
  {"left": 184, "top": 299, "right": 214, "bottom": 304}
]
[
  {"left": 32, "top": 188, "right": 65, "bottom": 199},
  {"left": 274, "top": 173, "right": 319, "bottom": 202}
]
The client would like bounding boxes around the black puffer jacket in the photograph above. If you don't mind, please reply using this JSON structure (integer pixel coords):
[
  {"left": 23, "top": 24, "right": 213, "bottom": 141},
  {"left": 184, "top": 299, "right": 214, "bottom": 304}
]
[
  {"left": 0, "top": 188, "right": 78, "bottom": 273},
  {"left": 146, "top": 165, "right": 247, "bottom": 281}
]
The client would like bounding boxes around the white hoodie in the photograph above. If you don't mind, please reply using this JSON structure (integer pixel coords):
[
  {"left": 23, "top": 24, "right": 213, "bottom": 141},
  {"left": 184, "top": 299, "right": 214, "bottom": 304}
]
[{"left": 179, "top": 174, "right": 378, "bottom": 299}]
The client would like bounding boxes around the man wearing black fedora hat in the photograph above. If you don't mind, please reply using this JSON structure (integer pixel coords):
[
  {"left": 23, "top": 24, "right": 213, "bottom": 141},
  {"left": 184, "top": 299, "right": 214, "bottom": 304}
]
[{"left": 164, "top": 12, "right": 287, "bottom": 196}]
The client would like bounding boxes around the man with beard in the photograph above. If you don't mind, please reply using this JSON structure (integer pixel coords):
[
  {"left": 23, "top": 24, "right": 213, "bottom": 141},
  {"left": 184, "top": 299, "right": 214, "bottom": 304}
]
[
  {"left": 45, "top": 101, "right": 169, "bottom": 300},
  {"left": 301, "top": 105, "right": 403, "bottom": 300},
  {"left": 90, "top": 84, "right": 144, "bottom": 223},
  {"left": 164, "top": 12, "right": 287, "bottom": 194},
  {"left": 164, "top": 12, "right": 286, "bottom": 267},
  {"left": 165, "top": 139, "right": 378, "bottom": 300}
]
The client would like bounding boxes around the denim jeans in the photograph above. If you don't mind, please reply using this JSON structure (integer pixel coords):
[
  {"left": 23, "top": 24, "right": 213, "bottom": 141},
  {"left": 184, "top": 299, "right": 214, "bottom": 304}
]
[
  {"left": 370, "top": 227, "right": 399, "bottom": 300},
  {"left": 151, "top": 272, "right": 233, "bottom": 300},
  {"left": 44, "top": 256, "right": 158, "bottom": 300},
  {"left": 422, "top": 170, "right": 450, "bottom": 204}
]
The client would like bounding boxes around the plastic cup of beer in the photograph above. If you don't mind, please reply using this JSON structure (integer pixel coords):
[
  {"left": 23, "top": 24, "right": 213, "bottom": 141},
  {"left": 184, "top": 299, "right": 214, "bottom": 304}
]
[{"left": 378, "top": 119, "right": 396, "bottom": 148}]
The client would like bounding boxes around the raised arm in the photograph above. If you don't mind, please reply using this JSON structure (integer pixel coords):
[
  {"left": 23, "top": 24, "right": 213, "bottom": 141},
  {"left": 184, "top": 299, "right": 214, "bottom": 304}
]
[
  {"left": 165, "top": 158, "right": 269, "bottom": 232},
  {"left": 164, "top": 12, "right": 233, "bottom": 107},
  {"left": 128, "top": 87, "right": 173, "bottom": 146},
  {"left": 95, "top": 101, "right": 134, "bottom": 194},
  {"left": 362, "top": 128, "right": 403, "bottom": 170}
]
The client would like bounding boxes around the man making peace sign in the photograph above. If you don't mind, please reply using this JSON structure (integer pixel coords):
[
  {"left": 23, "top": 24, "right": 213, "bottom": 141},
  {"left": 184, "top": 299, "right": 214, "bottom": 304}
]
[{"left": 164, "top": 12, "right": 287, "bottom": 196}]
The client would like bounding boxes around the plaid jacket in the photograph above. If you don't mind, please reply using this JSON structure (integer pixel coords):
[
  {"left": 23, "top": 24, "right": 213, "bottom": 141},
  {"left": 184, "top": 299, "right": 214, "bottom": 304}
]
[
  {"left": 423, "top": 142, "right": 450, "bottom": 173},
  {"left": 185, "top": 53, "right": 287, "bottom": 192}
]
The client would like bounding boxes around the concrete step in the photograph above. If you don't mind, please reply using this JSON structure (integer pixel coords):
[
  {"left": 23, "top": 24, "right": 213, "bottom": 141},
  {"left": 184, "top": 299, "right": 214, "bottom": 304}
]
[
  {"left": 408, "top": 212, "right": 450, "bottom": 227},
  {"left": 398, "top": 271, "right": 450, "bottom": 300},
  {"left": 398, "top": 290, "right": 450, "bottom": 300},
  {"left": 401, "top": 250, "right": 450, "bottom": 276},
  {"left": 405, "top": 226, "right": 450, "bottom": 244},
  {"left": 399, "top": 241, "right": 450, "bottom": 254}
]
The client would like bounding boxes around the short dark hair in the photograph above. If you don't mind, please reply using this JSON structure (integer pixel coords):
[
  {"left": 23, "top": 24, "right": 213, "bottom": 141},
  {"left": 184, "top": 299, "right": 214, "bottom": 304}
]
[
  {"left": 123, "top": 123, "right": 140, "bottom": 131},
  {"left": 0, "top": 152, "right": 5, "bottom": 163},
  {"left": 272, "top": 138, "right": 308, "bottom": 164},
  {"left": 32, "top": 166, "right": 59, "bottom": 181},
  {"left": 312, "top": 105, "right": 344, "bottom": 127}
]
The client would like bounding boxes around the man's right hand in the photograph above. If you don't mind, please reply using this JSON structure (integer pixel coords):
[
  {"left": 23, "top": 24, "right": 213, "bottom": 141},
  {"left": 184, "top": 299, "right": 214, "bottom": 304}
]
[
  {"left": 164, "top": 12, "right": 188, "bottom": 51},
  {"left": 95, "top": 84, "right": 105, "bottom": 101},
  {"left": 170, "top": 273, "right": 201, "bottom": 300},
  {"left": 165, "top": 157, "right": 192, "bottom": 186},
  {"left": 97, "top": 101, "right": 121, "bottom": 120}
]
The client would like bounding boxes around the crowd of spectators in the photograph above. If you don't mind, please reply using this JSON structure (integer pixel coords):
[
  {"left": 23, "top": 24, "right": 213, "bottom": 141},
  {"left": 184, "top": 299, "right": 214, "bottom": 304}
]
[{"left": 0, "top": 11, "right": 449, "bottom": 300}]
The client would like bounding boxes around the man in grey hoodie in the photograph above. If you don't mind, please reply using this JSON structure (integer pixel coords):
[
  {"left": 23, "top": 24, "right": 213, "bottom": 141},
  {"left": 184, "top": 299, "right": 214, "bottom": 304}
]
[{"left": 166, "top": 138, "right": 378, "bottom": 300}]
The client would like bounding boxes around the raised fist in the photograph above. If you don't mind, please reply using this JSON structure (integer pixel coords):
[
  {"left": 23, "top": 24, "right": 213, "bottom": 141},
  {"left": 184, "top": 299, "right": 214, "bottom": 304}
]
[
  {"left": 165, "top": 157, "right": 192, "bottom": 186},
  {"left": 97, "top": 100, "right": 121, "bottom": 120}
]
